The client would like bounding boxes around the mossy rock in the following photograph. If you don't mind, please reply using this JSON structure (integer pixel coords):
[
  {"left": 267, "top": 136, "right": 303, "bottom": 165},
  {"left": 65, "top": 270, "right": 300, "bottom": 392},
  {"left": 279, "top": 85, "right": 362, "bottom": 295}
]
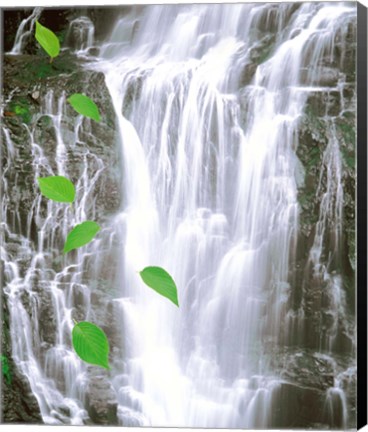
[
  {"left": 249, "top": 33, "right": 276, "bottom": 65},
  {"left": 7, "top": 97, "right": 33, "bottom": 124},
  {"left": 335, "top": 116, "right": 355, "bottom": 171},
  {"left": 3, "top": 52, "right": 78, "bottom": 90},
  {"left": 305, "top": 90, "right": 341, "bottom": 117}
]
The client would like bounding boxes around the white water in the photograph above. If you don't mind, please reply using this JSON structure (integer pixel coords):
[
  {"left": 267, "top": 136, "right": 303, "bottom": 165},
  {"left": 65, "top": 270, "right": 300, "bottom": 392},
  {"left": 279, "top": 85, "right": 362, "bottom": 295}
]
[
  {"left": 2, "top": 3, "right": 356, "bottom": 428},
  {"left": 94, "top": 3, "right": 355, "bottom": 427}
]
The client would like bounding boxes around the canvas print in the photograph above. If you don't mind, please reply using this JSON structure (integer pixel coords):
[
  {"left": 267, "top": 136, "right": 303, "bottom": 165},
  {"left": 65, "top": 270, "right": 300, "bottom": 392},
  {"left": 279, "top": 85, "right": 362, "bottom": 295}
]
[{"left": 1, "top": 2, "right": 360, "bottom": 428}]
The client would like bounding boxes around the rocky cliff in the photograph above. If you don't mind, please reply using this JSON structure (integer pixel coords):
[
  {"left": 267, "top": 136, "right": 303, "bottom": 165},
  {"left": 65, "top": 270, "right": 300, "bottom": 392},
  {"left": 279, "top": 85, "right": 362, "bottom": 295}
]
[{"left": 2, "top": 8, "right": 122, "bottom": 423}]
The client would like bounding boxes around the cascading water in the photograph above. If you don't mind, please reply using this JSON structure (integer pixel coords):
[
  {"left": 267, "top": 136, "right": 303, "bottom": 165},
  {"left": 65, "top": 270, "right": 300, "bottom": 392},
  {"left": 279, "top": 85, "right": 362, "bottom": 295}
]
[
  {"left": 1, "top": 89, "right": 109, "bottom": 424},
  {"left": 65, "top": 17, "right": 95, "bottom": 55},
  {"left": 9, "top": 7, "right": 42, "bottom": 55},
  {"left": 2, "top": 2, "right": 357, "bottom": 428}
]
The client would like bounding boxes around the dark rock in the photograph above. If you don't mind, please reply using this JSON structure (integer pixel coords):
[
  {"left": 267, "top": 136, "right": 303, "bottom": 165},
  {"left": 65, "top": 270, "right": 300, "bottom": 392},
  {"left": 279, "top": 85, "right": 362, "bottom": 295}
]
[
  {"left": 300, "top": 67, "right": 340, "bottom": 87},
  {"left": 256, "top": 4, "right": 301, "bottom": 34},
  {"left": 295, "top": 113, "right": 326, "bottom": 239},
  {"left": 268, "top": 382, "right": 336, "bottom": 428},
  {"left": 71, "top": 283, "right": 88, "bottom": 306},
  {"left": 248, "top": 34, "right": 276, "bottom": 65},
  {"left": 87, "top": 47, "right": 100, "bottom": 57},
  {"left": 3, "top": 50, "right": 121, "bottom": 230},
  {"left": 338, "top": 366, "right": 356, "bottom": 429},
  {"left": 65, "top": 16, "right": 94, "bottom": 52},
  {"left": 290, "top": 28, "right": 302, "bottom": 39},
  {"left": 239, "top": 63, "right": 257, "bottom": 87},
  {"left": 287, "top": 21, "right": 356, "bottom": 378},
  {"left": 281, "top": 352, "right": 334, "bottom": 391},
  {"left": 305, "top": 90, "right": 341, "bottom": 117},
  {"left": 238, "top": 87, "right": 254, "bottom": 129},
  {"left": 333, "top": 15, "right": 356, "bottom": 83},
  {"left": 85, "top": 374, "right": 118, "bottom": 425},
  {"left": 86, "top": 6, "right": 134, "bottom": 41}
]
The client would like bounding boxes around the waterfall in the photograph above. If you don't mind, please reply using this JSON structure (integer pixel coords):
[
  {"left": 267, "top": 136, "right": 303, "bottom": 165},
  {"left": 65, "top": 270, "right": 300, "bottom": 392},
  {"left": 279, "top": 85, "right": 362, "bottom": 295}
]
[
  {"left": 2, "top": 2, "right": 356, "bottom": 428},
  {"left": 93, "top": 2, "right": 355, "bottom": 427},
  {"left": 65, "top": 17, "right": 95, "bottom": 55},
  {"left": 2, "top": 90, "right": 108, "bottom": 424},
  {"left": 9, "top": 7, "right": 42, "bottom": 55}
]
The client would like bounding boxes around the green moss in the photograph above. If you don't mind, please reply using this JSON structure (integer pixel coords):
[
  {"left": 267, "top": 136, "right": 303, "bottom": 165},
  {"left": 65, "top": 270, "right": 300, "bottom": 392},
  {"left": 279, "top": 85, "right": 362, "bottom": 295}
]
[
  {"left": 342, "top": 111, "right": 354, "bottom": 120},
  {"left": 258, "top": 46, "right": 273, "bottom": 64},
  {"left": 1, "top": 355, "right": 12, "bottom": 385},
  {"left": 335, "top": 118, "right": 355, "bottom": 169},
  {"left": 9, "top": 98, "right": 32, "bottom": 124},
  {"left": 37, "top": 115, "right": 52, "bottom": 128},
  {"left": 55, "top": 30, "right": 66, "bottom": 45},
  {"left": 302, "top": 106, "right": 328, "bottom": 145},
  {"left": 337, "top": 121, "right": 355, "bottom": 146},
  {"left": 31, "top": 62, "right": 55, "bottom": 79},
  {"left": 14, "top": 106, "right": 30, "bottom": 122},
  {"left": 298, "top": 190, "right": 314, "bottom": 207},
  {"left": 10, "top": 53, "right": 77, "bottom": 85},
  {"left": 257, "top": 43, "right": 274, "bottom": 64},
  {"left": 298, "top": 187, "right": 320, "bottom": 230},
  {"left": 28, "top": 57, "right": 74, "bottom": 79},
  {"left": 306, "top": 146, "right": 321, "bottom": 168},
  {"left": 340, "top": 147, "right": 355, "bottom": 169},
  {"left": 304, "top": 106, "right": 324, "bottom": 128}
]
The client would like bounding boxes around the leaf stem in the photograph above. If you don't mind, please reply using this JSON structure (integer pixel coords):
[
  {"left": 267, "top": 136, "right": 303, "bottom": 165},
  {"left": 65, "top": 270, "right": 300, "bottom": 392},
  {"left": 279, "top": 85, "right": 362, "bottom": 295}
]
[{"left": 73, "top": 319, "right": 78, "bottom": 325}]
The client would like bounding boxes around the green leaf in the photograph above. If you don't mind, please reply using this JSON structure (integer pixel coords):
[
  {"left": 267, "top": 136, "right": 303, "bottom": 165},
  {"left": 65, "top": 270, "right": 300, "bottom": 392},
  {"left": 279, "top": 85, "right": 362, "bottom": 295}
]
[
  {"left": 1, "top": 355, "right": 12, "bottom": 385},
  {"left": 139, "top": 266, "right": 179, "bottom": 307},
  {"left": 37, "top": 176, "right": 75, "bottom": 203},
  {"left": 67, "top": 94, "right": 101, "bottom": 122},
  {"left": 35, "top": 21, "right": 60, "bottom": 59},
  {"left": 64, "top": 221, "right": 101, "bottom": 253},
  {"left": 72, "top": 321, "right": 110, "bottom": 369}
]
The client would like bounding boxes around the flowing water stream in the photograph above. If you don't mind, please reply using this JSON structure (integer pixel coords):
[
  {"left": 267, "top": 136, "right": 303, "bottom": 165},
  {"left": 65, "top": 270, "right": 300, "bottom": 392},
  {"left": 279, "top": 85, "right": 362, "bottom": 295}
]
[
  {"left": 9, "top": 7, "right": 42, "bottom": 55},
  {"left": 2, "top": 2, "right": 356, "bottom": 428}
]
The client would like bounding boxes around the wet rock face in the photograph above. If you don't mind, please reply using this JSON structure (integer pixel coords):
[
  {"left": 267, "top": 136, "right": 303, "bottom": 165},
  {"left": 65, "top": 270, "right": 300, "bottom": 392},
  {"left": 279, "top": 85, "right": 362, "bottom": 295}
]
[
  {"left": 287, "top": 7, "right": 356, "bottom": 352},
  {"left": 237, "top": 7, "right": 357, "bottom": 360},
  {"left": 1, "top": 278, "right": 43, "bottom": 423},
  {"left": 266, "top": 349, "right": 354, "bottom": 429},
  {"left": 65, "top": 16, "right": 94, "bottom": 51},
  {"left": 281, "top": 352, "right": 334, "bottom": 390},
  {"left": 300, "top": 66, "right": 341, "bottom": 87},
  {"left": 238, "top": 34, "right": 276, "bottom": 87},
  {"left": 85, "top": 374, "right": 118, "bottom": 425},
  {"left": 237, "top": 7, "right": 357, "bottom": 430},
  {"left": 269, "top": 382, "right": 330, "bottom": 429},
  {"left": 292, "top": 96, "right": 356, "bottom": 352},
  {"left": 2, "top": 45, "right": 121, "bottom": 424},
  {"left": 3, "top": 52, "right": 121, "bottom": 224}
]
